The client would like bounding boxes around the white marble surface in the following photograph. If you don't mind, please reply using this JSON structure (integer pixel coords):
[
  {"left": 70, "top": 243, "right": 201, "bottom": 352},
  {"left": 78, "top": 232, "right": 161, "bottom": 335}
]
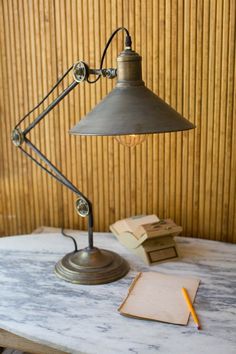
[{"left": 0, "top": 230, "right": 235, "bottom": 354}]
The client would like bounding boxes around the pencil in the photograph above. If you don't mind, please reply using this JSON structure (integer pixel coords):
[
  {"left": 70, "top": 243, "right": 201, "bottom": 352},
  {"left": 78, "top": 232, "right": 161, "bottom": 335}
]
[{"left": 182, "top": 287, "right": 201, "bottom": 330}]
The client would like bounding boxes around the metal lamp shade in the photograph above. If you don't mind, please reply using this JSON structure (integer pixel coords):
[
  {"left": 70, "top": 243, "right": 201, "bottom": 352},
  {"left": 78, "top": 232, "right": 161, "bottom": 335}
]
[
  {"left": 69, "top": 85, "right": 194, "bottom": 136},
  {"left": 69, "top": 49, "right": 195, "bottom": 136}
]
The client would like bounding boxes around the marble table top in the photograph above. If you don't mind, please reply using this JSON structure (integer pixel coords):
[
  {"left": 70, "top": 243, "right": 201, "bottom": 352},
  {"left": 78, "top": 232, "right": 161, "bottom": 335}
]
[{"left": 0, "top": 230, "right": 235, "bottom": 354}]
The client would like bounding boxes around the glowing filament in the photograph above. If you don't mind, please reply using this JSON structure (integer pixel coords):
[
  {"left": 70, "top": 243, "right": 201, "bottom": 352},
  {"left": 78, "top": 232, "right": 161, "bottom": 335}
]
[{"left": 115, "top": 134, "right": 147, "bottom": 147}]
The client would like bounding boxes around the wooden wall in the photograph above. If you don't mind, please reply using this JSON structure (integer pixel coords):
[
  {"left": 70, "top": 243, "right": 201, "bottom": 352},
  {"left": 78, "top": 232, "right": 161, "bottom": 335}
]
[{"left": 0, "top": 0, "right": 235, "bottom": 242}]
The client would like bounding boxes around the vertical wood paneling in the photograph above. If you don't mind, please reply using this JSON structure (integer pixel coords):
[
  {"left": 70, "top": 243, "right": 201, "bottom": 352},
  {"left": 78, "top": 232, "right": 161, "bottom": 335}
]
[{"left": 0, "top": 0, "right": 235, "bottom": 243}]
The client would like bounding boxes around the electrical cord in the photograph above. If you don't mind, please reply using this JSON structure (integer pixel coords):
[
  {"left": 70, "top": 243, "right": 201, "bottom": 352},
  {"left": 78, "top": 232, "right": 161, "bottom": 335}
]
[
  {"left": 15, "top": 65, "right": 74, "bottom": 129},
  {"left": 61, "top": 228, "right": 78, "bottom": 252},
  {"left": 87, "top": 26, "right": 131, "bottom": 83},
  {"left": 15, "top": 27, "right": 131, "bottom": 123}
]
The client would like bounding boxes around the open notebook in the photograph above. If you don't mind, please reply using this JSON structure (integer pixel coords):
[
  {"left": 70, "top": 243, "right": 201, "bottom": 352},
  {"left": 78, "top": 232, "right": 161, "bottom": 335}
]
[{"left": 118, "top": 272, "right": 200, "bottom": 325}]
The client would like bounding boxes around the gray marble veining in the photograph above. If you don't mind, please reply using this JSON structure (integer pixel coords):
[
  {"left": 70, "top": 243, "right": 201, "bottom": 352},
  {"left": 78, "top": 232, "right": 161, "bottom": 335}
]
[{"left": 0, "top": 231, "right": 235, "bottom": 354}]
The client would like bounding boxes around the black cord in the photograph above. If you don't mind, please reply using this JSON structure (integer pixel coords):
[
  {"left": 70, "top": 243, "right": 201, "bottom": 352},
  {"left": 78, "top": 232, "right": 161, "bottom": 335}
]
[
  {"left": 15, "top": 65, "right": 74, "bottom": 129},
  {"left": 87, "top": 27, "right": 131, "bottom": 84},
  {"left": 61, "top": 228, "right": 78, "bottom": 252},
  {"left": 15, "top": 27, "right": 131, "bottom": 121},
  {"left": 100, "top": 27, "right": 130, "bottom": 69}
]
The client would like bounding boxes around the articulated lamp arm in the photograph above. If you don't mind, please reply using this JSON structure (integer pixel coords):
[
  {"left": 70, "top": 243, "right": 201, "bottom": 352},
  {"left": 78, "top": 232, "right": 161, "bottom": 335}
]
[
  {"left": 11, "top": 66, "right": 96, "bottom": 247},
  {"left": 11, "top": 62, "right": 118, "bottom": 249},
  {"left": 11, "top": 27, "right": 132, "bottom": 252}
]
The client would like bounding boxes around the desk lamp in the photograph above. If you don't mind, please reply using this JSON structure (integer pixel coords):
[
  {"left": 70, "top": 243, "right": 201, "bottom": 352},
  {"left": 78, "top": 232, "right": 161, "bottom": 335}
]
[{"left": 11, "top": 27, "right": 195, "bottom": 285}]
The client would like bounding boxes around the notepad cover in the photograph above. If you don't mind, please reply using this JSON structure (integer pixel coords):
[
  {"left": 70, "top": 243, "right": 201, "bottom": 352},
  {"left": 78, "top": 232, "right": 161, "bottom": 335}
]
[{"left": 118, "top": 272, "right": 200, "bottom": 325}]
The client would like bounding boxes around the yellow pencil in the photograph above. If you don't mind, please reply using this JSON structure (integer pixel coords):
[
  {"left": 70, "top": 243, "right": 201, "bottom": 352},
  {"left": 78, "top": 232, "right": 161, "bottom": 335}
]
[{"left": 182, "top": 287, "right": 201, "bottom": 330}]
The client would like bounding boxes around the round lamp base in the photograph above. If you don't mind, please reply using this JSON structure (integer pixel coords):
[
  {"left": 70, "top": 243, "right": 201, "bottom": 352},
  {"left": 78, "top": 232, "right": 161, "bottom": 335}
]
[{"left": 54, "top": 247, "right": 129, "bottom": 285}]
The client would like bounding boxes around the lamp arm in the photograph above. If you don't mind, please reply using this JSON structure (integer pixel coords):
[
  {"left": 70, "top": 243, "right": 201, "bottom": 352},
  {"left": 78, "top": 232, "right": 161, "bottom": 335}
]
[
  {"left": 22, "top": 137, "right": 87, "bottom": 200},
  {"left": 11, "top": 26, "right": 132, "bottom": 251},
  {"left": 11, "top": 65, "right": 96, "bottom": 247},
  {"left": 11, "top": 75, "right": 92, "bottom": 205},
  {"left": 18, "top": 137, "right": 94, "bottom": 248},
  {"left": 23, "top": 81, "right": 78, "bottom": 135}
]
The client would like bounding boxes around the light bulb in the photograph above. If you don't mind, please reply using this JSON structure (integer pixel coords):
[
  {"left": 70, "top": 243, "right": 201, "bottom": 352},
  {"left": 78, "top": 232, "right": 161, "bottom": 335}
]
[{"left": 115, "top": 134, "right": 147, "bottom": 147}]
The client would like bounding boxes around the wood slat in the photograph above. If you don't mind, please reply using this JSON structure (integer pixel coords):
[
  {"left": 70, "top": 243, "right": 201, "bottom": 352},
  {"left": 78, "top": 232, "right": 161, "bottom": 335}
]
[{"left": 0, "top": 0, "right": 235, "bottom": 242}]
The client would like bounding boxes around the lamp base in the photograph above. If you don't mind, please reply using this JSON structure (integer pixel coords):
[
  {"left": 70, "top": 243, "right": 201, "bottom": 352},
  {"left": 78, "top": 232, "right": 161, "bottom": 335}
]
[{"left": 54, "top": 247, "right": 129, "bottom": 285}]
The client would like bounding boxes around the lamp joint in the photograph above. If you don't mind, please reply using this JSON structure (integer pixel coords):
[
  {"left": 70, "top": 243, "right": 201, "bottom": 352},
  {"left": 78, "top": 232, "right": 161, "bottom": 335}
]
[
  {"left": 101, "top": 68, "right": 117, "bottom": 79},
  {"left": 73, "top": 61, "right": 89, "bottom": 83},
  {"left": 88, "top": 68, "right": 117, "bottom": 79},
  {"left": 75, "top": 197, "right": 90, "bottom": 217},
  {"left": 11, "top": 127, "right": 24, "bottom": 147},
  {"left": 73, "top": 62, "right": 117, "bottom": 82}
]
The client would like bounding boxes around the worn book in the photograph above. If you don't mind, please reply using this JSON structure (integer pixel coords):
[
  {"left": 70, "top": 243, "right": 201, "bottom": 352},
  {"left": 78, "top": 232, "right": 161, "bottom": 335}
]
[{"left": 110, "top": 215, "right": 182, "bottom": 265}]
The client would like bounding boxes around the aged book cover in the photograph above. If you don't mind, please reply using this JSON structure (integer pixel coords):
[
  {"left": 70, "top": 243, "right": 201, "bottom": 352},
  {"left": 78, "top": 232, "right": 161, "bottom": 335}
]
[{"left": 118, "top": 272, "right": 200, "bottom": 325}]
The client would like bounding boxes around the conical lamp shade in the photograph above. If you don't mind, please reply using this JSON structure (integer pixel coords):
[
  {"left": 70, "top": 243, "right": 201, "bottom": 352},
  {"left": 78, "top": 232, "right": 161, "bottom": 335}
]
[
  {"left": 70, "top": 50, "right": 195, "bottom": 136},
  {"left": 70, "top": 85, "right": 194, "bottom": 136}
]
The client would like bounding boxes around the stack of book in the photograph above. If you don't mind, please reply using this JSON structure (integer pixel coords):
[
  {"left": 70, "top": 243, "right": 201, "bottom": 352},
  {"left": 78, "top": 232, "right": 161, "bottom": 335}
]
[{"left": 110, "top": 215, "right": 182, "bottom": 265}]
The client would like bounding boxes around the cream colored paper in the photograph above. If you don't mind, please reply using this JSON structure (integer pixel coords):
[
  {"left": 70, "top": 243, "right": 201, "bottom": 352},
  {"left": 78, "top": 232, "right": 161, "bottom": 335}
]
[{"left": 119, "top": 272, "right": 200, "bottom": 325}]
